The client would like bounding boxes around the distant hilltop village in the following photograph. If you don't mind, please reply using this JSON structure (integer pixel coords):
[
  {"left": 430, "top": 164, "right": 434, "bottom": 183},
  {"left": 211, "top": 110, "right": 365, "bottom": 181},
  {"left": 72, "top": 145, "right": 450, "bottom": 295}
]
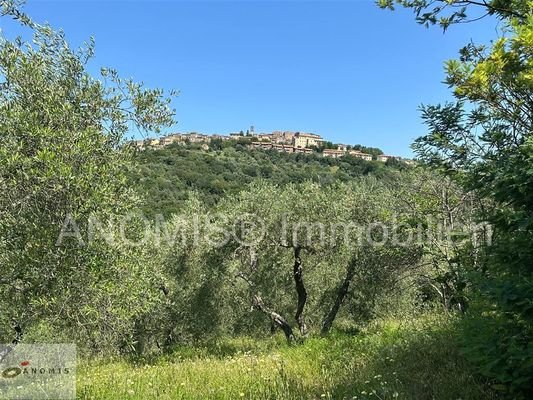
[{"left": 131, "top": 129, "right": 415, "bottom": 164}]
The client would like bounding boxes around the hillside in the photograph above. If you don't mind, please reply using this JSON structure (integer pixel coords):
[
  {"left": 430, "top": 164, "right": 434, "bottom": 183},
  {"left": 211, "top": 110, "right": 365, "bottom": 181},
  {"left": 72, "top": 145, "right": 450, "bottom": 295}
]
[{"left": 128, "top": 141, "right": 409, "bottom": 216}]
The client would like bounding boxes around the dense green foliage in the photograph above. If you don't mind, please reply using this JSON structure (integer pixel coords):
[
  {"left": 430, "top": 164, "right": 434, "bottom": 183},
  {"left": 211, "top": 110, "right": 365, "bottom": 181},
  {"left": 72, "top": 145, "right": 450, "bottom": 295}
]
[
  {"left": 0, "top": 1, "right": 175, "bottom": 349},
  {"left": 382, "top": 0, "right": 533, "bottom": 397},
  {"left": 139, "top": 178, "right": 424, "bottom": 348},
  {"left": 129, "top": 143, "right": 406, "bottom": 217}
]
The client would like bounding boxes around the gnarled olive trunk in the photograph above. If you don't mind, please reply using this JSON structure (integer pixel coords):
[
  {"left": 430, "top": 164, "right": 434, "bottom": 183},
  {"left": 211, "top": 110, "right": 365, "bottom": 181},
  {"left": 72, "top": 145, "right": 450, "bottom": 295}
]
[
  {"left": 253, "top": 295, "right": 295, "bottom": 342},
  {"left": 237, "top": 270, "right": 295, "bottom": 343},
  {"left": 293, "top": 246, "right": 308, "bottom": 336}
]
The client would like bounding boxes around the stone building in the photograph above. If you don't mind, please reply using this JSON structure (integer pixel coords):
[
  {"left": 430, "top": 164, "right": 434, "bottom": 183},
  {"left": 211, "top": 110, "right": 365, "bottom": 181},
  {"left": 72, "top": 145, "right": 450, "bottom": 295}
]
[{"left": 292, "top": 132, "right": 323, "bottom": 148}]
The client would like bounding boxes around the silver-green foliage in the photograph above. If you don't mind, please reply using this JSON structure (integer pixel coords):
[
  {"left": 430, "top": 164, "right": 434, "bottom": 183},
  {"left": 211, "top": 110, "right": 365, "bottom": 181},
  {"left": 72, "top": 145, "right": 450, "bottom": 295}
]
[
  {"left": 0, "top": 1, "right": 175, "bottom": 352},
  {"left": 152, "top": 178, "right": 423, "bottom": 345}
]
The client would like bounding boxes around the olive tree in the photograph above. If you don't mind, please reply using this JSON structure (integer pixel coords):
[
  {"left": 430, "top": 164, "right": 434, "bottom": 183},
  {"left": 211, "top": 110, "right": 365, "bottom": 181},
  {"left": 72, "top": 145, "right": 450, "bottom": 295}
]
[
  {"left": 0, "top": 1, "right": 175, "bottom": 352},
  {"left": 212, "top": 179, "right": 422, "bottom": 341}
]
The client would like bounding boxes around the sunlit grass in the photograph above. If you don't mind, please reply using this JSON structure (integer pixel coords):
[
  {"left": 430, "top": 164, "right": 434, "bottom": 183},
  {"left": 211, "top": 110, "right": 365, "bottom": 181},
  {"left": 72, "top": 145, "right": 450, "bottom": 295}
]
[{"left": 77, "top": 315, "right": 496, "bottom": 399}]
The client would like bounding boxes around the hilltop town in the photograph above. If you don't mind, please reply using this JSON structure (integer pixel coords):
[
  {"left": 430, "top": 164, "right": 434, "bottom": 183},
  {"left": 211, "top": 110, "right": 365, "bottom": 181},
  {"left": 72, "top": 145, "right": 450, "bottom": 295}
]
[{"left": 131, "top": 129, "right": 415, "bottom": 164}]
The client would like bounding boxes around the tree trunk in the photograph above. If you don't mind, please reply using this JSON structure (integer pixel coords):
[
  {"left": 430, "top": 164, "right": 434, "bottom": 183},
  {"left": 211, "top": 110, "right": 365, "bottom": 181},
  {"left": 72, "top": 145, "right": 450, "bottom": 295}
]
[
  {"left": 293, "top": 246, "right": 308, "bottom": 336},
  {"left": 321, "top": 257, "right": 357, "bottom": 335},
  {"left": 236, "top": 268, "right": 295, "bottom": 343},
  {"left": 253, "top": 295, "right": 295, "bottom": 342}
]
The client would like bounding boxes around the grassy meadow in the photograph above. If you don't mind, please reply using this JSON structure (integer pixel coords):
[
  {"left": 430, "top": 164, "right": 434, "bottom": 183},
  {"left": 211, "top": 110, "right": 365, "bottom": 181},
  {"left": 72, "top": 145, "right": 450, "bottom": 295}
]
[{"left": 78, "top": 315, "right": 496, "bottom": 400}]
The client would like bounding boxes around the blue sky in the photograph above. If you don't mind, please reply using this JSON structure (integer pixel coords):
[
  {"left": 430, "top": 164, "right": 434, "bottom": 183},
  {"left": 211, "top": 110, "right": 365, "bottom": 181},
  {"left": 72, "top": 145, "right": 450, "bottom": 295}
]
[{"left": 1, "top": 1, "right": 501, "bottom": 157}]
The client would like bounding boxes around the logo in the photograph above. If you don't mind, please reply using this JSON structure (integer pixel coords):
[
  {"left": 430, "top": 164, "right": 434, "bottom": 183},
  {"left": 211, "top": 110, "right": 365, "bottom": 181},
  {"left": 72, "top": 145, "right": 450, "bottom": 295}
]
[
  {"left": 0, "top": 344, "right": 76, "bottom": 399},
  {"left": 1, "top": 360, "right": 29, "bottom": 379},
  {"left": 1, "top": 359, "right": 71, "bottom": 379}
]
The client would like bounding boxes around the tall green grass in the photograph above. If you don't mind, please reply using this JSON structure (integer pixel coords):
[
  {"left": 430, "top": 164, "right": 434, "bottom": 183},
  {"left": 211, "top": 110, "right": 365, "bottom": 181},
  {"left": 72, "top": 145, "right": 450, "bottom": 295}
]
[{"left": 78, "top": 315, "right": 496, "bottom": 399}]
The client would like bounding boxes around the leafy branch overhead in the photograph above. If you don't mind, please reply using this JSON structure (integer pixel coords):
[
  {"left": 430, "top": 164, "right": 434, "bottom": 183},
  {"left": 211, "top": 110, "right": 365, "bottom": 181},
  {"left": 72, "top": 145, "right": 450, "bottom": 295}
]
[{"left": 378, "top": 0, "right": 528, "bottom": 29}]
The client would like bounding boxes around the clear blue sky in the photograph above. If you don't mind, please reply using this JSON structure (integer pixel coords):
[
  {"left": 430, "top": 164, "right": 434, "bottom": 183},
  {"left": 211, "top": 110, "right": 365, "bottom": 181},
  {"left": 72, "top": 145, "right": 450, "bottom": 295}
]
[{"left": 1, "top": 1, "right": 501, "bottom": 157}]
